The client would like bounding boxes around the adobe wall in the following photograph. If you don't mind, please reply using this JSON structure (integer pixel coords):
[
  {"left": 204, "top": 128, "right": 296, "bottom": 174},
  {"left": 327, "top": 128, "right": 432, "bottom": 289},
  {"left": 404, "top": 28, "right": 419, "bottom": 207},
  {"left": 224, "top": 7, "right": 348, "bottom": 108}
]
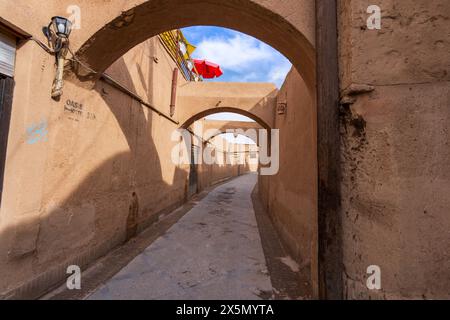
[
  {"left": 0, "top": 36, "right": 246, "bottom": 299},
  {"left": 0, "top": 0, "right": 318, "bottom": 298},
  {"left": 338, "top": 0, "right": 450, "bottom": 299},
  {"left": 198, "top": 139, "right": 259, "bottom": 191},
  {"left": 0, "top": 0, "right": 315, "bottom": 55},
  {"left": 2, "top": 0, "right": 448, "bottom": 300},
  {"left": 259, "top": 68, "right": 318, "bottom": 298},
  {"left": 177, "top": 82, "right": 278, "bottom": 129}
]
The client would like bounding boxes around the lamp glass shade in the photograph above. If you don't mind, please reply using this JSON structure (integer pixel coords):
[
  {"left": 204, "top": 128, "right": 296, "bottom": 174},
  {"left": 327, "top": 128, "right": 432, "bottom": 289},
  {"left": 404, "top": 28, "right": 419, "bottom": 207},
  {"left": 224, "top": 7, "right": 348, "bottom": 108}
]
[{"left": 51, "top": 16, "right": 72, "bottom": 38}]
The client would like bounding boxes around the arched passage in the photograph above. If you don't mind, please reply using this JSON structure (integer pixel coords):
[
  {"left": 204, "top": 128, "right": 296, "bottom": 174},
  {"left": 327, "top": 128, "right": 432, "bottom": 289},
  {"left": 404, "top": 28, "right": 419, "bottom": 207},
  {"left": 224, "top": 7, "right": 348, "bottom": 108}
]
[
  {"left": 200, "top": 119, "right": 261, "bottom": 145},
  {"left": 205, "top": 132, "right": 258, "bottom": 146},
  {"left": 67, "top": 1, "right": 320, "bottom": 297},
  {"left": 71, "top": 0, "right": 316, "bottom": 94},
  {"left": 181, "top": 107, "right": 270, "bottom": 131},
  {"left": 177, "top": 82, "right": 277, "bottom": 130},
  {"left": 0, "top": 0, "right": 346, "bottom": 301}
]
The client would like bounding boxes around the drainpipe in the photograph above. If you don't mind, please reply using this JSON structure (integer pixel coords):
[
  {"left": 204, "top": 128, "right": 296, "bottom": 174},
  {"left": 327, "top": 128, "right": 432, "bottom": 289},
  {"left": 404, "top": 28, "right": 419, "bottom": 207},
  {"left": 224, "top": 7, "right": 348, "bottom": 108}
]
[{"left": 170, "top": 68, "right": 179, "bottom": 117}]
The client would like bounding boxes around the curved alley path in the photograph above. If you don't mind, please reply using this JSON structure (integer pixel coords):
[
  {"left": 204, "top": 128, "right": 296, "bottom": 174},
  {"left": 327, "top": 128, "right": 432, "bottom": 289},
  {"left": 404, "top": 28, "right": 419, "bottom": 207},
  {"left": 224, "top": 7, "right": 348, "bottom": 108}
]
[
  {"left": 44, "top": 173, "right": 305, "bottom": 300},
  {"left": 88, "top": 174, "right": 272, "bottom": 300}
]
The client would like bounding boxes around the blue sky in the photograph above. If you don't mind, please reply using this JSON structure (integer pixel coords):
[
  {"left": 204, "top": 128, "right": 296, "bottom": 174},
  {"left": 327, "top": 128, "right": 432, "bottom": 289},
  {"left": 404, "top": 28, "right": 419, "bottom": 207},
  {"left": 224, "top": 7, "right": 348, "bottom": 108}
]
[
  {"left": 182, "top": 26, "right": 292, "bottom": 88},
  {"left": 182, "top": 27, "right": 291, "bottom": 144}
]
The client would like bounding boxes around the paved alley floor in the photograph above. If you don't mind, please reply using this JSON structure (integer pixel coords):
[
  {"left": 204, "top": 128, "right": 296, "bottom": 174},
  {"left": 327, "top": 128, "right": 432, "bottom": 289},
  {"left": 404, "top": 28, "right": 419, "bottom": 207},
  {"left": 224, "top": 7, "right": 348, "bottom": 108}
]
[{"left": 88, "top": 173, "right": 274, "bottom": 300}]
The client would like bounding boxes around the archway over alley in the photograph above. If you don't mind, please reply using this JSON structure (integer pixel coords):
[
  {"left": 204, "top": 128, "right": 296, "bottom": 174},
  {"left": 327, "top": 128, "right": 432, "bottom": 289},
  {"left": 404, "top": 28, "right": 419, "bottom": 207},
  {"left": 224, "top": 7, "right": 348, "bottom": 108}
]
[
  {"left": 66, "top": 0, "right": 323, "bottom": 298},
  {"left": 0, "top": 0, "right": 345, "bottom": 300}
]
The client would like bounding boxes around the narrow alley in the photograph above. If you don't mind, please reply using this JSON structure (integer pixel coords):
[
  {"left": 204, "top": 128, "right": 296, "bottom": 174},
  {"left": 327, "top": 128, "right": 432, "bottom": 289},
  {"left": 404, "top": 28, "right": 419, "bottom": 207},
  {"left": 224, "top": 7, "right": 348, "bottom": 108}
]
[
  {"left": 89, "top": 174, "right": 273, "bottom": 300},
  {"left": 44, "top": 174, "right": 303, "bottom": 300},
  {"left": 2, "top": 0, "right": 448, "bottom": 302}
]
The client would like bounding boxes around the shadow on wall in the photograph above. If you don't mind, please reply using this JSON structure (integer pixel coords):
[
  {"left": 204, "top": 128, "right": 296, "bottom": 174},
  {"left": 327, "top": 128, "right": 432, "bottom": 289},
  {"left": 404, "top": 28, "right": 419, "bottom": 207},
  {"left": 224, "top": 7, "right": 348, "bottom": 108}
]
[
  {"left": 0, "top": 57, "right": 190, "bottom": 299},
  {"left": 0, "top": 48, "right": 311, "bottom": 301},
  {"left": 0, "top": 52, "right": 256, "bottom": 299}
]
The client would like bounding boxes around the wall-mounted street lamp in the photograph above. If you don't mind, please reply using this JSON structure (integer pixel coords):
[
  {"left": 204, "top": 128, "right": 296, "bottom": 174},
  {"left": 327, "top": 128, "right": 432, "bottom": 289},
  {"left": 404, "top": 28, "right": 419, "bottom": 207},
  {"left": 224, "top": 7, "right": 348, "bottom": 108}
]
[
  {"left": 43, "top": 16, "right": 72, "bottom": 99},
  {"left": 50, "top": 16, "right": 73, "bottom": 39}
]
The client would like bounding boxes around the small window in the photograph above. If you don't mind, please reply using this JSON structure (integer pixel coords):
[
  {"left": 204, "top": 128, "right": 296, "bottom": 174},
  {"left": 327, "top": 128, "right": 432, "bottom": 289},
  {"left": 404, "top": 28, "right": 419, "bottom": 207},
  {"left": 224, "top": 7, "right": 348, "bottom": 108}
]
[{"left": 0, "top": 32, "right": 16, "bottom": 77}]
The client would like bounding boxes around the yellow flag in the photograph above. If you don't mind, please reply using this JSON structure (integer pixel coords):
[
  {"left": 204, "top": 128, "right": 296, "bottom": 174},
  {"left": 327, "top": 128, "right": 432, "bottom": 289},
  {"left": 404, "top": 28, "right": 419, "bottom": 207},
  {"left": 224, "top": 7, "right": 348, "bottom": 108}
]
[{"left": 179, "top": 31, "right": 196, "bottom": 59}]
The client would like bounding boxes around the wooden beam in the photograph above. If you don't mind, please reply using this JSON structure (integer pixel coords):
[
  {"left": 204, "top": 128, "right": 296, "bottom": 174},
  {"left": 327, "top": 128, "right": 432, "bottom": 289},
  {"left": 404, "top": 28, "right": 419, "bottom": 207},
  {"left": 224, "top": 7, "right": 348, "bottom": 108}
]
[{"left": 316, "top": 0, "right": 343, "bottom": 299}]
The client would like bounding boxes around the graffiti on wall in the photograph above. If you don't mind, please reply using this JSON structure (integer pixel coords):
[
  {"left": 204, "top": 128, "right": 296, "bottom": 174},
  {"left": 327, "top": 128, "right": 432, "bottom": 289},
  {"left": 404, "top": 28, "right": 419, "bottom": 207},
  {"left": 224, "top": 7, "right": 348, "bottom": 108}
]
[{"left": 26, "top": 119, "right": 48, "bottom": 145}]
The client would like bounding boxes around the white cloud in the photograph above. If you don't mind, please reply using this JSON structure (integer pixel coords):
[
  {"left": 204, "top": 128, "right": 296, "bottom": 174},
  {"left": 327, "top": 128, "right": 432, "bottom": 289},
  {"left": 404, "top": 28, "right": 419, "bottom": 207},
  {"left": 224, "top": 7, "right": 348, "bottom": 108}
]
[
  {"left": 194, "top": 34, "right": 275, "bottom": 70},
  {"left": 229, "top": 72, "right": 260, "bottom": 83},
  {"left": 268, "top": 59, "right": 293, "bottom": 87},
  {"left": 189, "top": 29, "right": 292, "bottom": 88}
]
